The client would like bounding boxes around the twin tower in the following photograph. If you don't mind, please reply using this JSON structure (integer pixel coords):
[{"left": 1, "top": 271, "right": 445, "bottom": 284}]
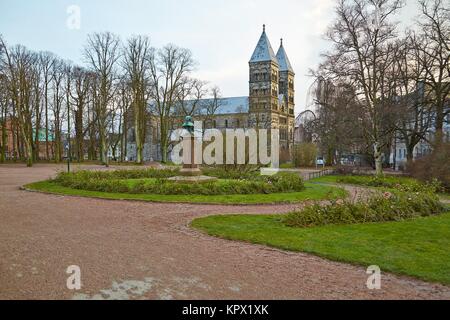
[{"left": 248, "top": 25, "right": 295, "bottom": 149}]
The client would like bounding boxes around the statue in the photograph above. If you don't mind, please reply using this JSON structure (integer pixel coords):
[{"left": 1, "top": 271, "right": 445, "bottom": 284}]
[
  {"left": 167, "top": 116, "right": 217, "bottom": 183},
  {"left": 182, "top": 116, "right": 195, "bottom": 134}
]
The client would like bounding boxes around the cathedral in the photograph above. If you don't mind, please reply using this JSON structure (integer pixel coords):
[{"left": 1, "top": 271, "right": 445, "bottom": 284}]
[{"left": 126, "top": 25, "right": 296, "bottom": 162}]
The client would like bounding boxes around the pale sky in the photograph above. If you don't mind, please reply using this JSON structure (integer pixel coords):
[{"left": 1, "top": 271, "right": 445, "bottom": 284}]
[{"left": 0, "top": 0, "right": 420, "bottom": 115}]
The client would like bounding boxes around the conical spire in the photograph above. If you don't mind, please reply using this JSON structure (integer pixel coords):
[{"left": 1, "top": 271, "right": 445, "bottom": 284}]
[
  {"left": 276, "top": 38, "right": 294, "bottom": 73},
  {"left": 249, "top": 25, "right": 278, "bottom": 64}
]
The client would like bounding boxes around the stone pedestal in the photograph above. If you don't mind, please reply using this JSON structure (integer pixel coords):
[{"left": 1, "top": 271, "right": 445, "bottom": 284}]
[
  {"left": 166, "top": 133, "right": 217, "bottom": 183},
  {"left": 180, "top": 134, "right": 201, "bottom": 176}
]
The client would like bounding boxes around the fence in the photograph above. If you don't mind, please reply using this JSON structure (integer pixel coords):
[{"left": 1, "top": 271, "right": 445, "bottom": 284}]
[{"left": 304, "top": 169, "right": 335, "bottom": 181}]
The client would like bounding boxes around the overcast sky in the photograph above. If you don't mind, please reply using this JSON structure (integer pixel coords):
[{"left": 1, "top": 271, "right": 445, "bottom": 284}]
[{"left": 0, "top": 0, "right": 421, "bottom": 115}]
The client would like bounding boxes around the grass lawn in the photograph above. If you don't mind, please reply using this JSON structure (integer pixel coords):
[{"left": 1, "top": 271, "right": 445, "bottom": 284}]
[
  {"left": 309, "top": 175, "right": 342, "bottom": 184},
  {"left": 311, "top": 175, "right": 450, "bottom": 202},
  {"left": 310, "top": 174, "right": 418, "bottom": 185},
  {"left": 439, "top": 193, "right": 450, "bottom": 201},
  {"left": 191, "top": 212, "right": 450, "bottom": 284},
  {"left": 25, "top": 180, "right": 347, "bottom": 205}
]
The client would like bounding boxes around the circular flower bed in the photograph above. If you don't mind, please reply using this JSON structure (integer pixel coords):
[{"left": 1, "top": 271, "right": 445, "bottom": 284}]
[{"left": 53, "top": 167, "right": 305, "bottom": 196}]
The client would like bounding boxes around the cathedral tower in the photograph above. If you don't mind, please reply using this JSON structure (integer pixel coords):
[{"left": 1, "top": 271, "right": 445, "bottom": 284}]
[
  {"left": 276, "top": 38, "right": 295, "bottom": 116},
  {"left": 276, "top": 38, "right": 295, "bottom": 149},
  {"left": 248, "top": 25, "right": 280, "bottom": 129}
]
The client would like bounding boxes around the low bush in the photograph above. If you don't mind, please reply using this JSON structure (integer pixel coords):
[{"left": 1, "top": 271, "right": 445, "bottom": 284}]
[
  {"left": 407, "top": 143, "right": 450, "bottom": 192},
  {"left": 279, "top": 163, "right": 295, "bottom": 169},
  {"left": 292, "top": 143, "right": 318, "bottom": 167},
  {"left": 53, "top": 169, "right": 305, "bottom": 196},
  {"left": 283, "top": 191, "right": 445, "bottom": 228},
  {"left": 334, "top": 165, "right": 372, "bottom": 175},
  {"left": 201, "top": 165, "right": 260, "bottom": 180},
  {"left": 56, "top": 168, "right": 180, "bottom": 182},
  {"left": 335, "top": 175, "right": 441, "bottom": 194}
]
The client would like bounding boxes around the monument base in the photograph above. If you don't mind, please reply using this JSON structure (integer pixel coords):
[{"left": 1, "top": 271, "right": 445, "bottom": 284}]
[
  {"left": 179, "top": 167, "right": 202, "bottom": 176},
  {"left": 167, "top": 175, "right": 218, "bottom": 184}
]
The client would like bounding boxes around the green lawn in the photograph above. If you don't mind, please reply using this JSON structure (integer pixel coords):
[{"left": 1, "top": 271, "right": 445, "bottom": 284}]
[
  {"left": 191, "top": 212, "right": 450, "bottom": 284},
  {"left": 310, "top": 174, "right": 418, "bottom": 185},
  {"left": 309, "top": 175, "right": 342, "bottom": 184},
  {"left": 25, "top": 180, "right": 347, "bottom": 205},
  {"left": 439, "top": 193, "right": 450, "bottom": 201}
]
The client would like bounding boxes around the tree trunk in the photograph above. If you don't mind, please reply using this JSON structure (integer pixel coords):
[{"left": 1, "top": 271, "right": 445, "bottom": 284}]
[
  {"left": 20, "top": 125, "right": 33, "bottom": 167},
  {"left": 45, "top": 83, "right": 49, "bottom": 160},
  {"left": 26, "top": 143, "right": 33, "bottom": 167},
  {"left": 406, "top": 143, "right": 415, "bottom": 167},
  {"left": 135, "top": 111, "right": 143, "bottom": 164},
  {"left": 160, "top": 122, "right": 168, "bottom": 163},
  {"left": 121, "top": 112, "right": 127, "bottom": 162},
  {"left": 374, "top": 142, "right": 383, "bottom": 176},
  {"left": 435, "top": 106, "right": 444, "bottom": 146},
  {"left": 103, "top": 138, "right": 109, "bottom": 167},
  {"left": 0, "top": 120, "right": 6, "bottom": 163}
]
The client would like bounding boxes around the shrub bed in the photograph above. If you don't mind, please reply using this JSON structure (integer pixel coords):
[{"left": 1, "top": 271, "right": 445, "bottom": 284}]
[
  {"left": 56, "top": 168, "right": 180, "bottom": 181},
  {"left": 54, "top": 168, "right": 305, "bottom": 196},
  {"left": 201, "top": 165, "right": 261, "bottom": 180},
  {"left": 335, "top": 175, "right": 441, "bottom": 194},
  {"left": 283, "top": 191, "right": 445, "bottom": 228}
]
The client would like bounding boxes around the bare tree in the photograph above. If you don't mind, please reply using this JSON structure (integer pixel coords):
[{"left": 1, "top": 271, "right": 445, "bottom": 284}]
[
  {"left": 203, "top": 86, "right": 223, "bottom": 130},
  {"left": 415, "top": 0, "right": 450, "bottom": 145},
  {"left": 392, "top": 35, "right": 434, "bottom": 164},
  {"left": 0, "top": 37, "right": 9, "bottom": 162},
  {"left": 123, "top": 35, "right": 152, "bottom": 163},
  {"left": 115, "top": 77, "right": 131, "bottom": 162},
  {"left": 321, "top": 0, "right": 404, "bottom": 175},
  {"left": 50, "top": 59, "right": 67, "bottom": 162},
  {"left": 83, "top": 32, "right": 121, "bottom": 166},
  {"left": 176, "top": 78, "right": 208, "bottom": 116},
  {"left": 38, "top": 51, "right": 56, "bottom": 160},
  {"left": 0, "top": 39, "right": 36, "bottom": 166},
  {"left": 86, "top": 75, "right": 100, "bottom": 161},
  {"left": 0, "top": 73, "right": 9, "bottom": 162},
  {"left": 70, "top": 67, "right": 91, "bottom": 162},
  {"left": 307, "top": 76, "right": 364, "bottom": 165},
  {"left": 148, "top": 44, "right": 194, "bottom": 163}
]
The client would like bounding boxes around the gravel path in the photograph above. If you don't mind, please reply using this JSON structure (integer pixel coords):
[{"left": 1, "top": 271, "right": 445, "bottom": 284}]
[{"left": 0, "top": 164, "right": 449, "bottom": 300}]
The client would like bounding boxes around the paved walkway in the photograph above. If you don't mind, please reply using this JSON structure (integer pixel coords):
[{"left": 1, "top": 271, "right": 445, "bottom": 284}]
[{"left": 0, "top": 164, "right": 449, "bottom": 300}]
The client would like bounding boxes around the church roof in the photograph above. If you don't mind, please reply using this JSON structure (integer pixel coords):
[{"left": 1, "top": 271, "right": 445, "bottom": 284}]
[
  {"left": 215, "top": 96, "right": 249, "bottom": 114},
  {"left": 149, "top": 96, "right": 249, "bottom": 116},
  {"left": 276, "top": 40, "right": 294, "bottom": 73},
  {"left": 249, "top": 25, "right": 279, "bottom": 64},
  {"left": 198, "top": 96, "right": 249, "bottom": 115}
]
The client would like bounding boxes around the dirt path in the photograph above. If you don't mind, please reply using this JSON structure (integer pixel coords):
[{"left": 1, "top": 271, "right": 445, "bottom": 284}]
[{"left": 0, "top": 164, "right": 449, "bottom": 300}]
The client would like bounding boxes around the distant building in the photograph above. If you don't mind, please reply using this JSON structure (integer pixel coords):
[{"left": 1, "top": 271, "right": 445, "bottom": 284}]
[{"left": 2, "top": 118, "right": 55, "bottom": 160}]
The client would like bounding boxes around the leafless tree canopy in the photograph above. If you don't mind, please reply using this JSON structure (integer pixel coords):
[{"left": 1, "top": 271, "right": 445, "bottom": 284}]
[
  {"left": 0, "top": 31, "right": 222, "bottom": 165},
  {"left": 306, "top": 0, "right": 449, "bottom": 172}
]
